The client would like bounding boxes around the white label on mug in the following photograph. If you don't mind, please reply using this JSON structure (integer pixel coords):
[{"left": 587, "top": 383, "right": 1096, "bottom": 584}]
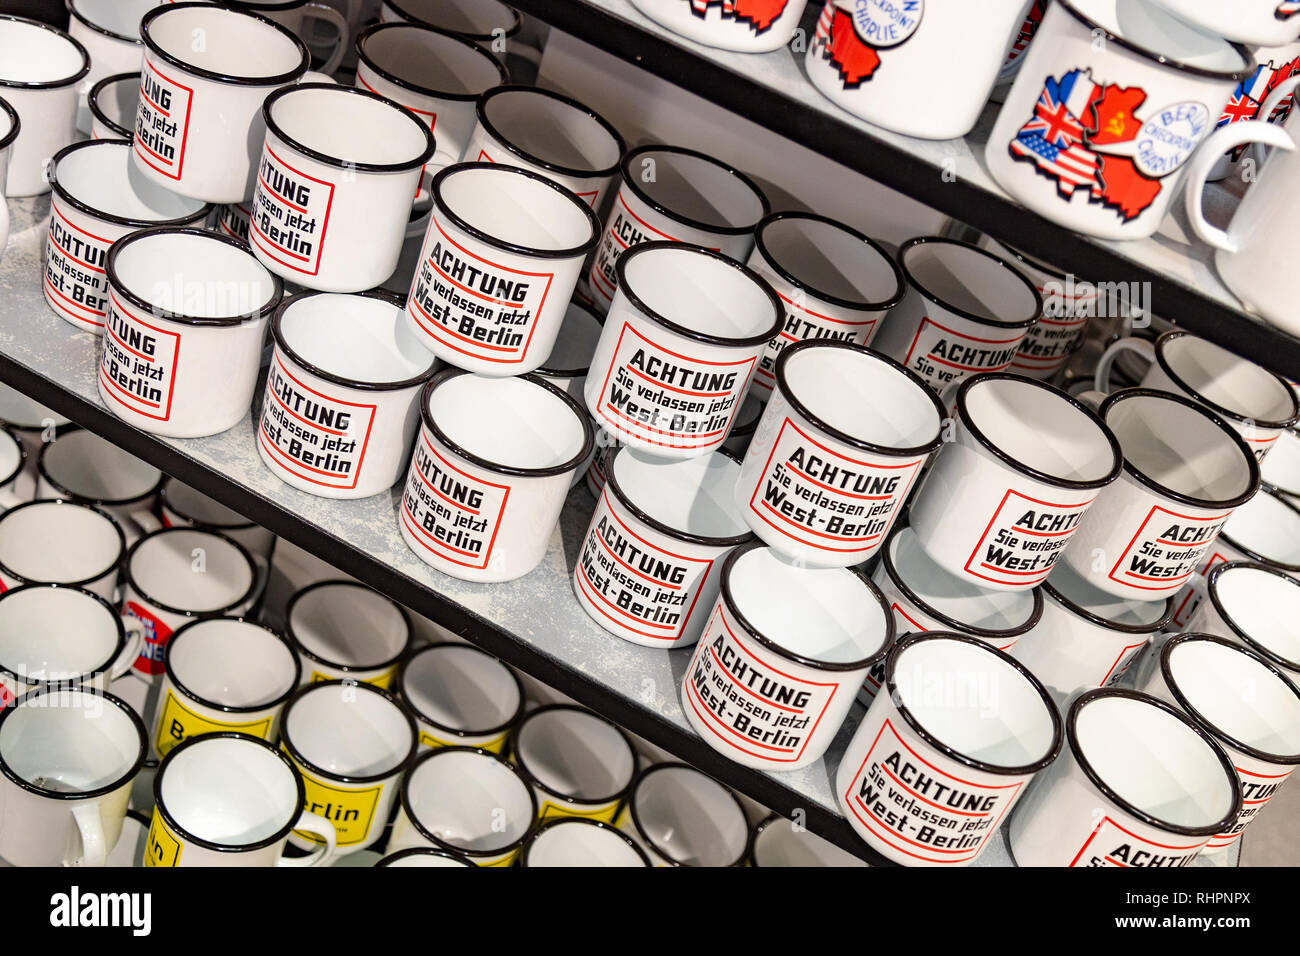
[
  {"left": 963, "top": 489, "right": 1094, "bottom": 588},
  {"left": 400, "top": 434, "right": 507, "bottom": 572},
  {"left": 850, "top": 0, "right": 924, "bottom": 47},
  {"left": 747, "top": 418, "right": 921, "bottom": 556},
  {"left": 1208, "top": 766, "right": 1292, "bottom": 849},
  {"left": 754, "top": 292, "right": 879, "bottom": 392},
  {"left": 408, "top": 219, "right": 555, "bottom": 367},
  {"left": 595, "top": 323, "right": 753, "bottom": 452},
  {"left": 589, "top": 195, "right": 692, "bottom": 304},
  {"left": 1132, "top": 101, "right": 1210, "bottom": 179},
  {"left": 841, "top": 718, "right": 1020, "bottom": 865},
  {"left": 903, "top": 317, "right": 1021, "bottom": 390},
  {"left": 45, "top": 207, "right": 110, "bottom": 328},
  {"left": 251, "top": 148, "right": 335, "bottom": 277},
  {"left": 101, "top": 297, "right": 181, "bottom": 423},
  {"left": 134, "top": 60, "right": 193, "bottom": 182},
  {"left": 1107, "top": 506, "right": 1229, "bottom": 594},
  {"left": 684, "top": 606, "right": 837, "bottom": 764},
  {"left": 1069, "top": 816, "right": 1206, "bottom": 867},
  {"left": 215, "top": 204, "right": 251, "bottom": 244},
  {"left": 260, "top": 357, "right": 376, "bottom": 491}
]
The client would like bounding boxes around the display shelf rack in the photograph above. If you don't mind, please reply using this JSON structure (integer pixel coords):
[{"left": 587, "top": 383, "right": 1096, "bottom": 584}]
[{"left": 513, "top": 0, "right": 1300, "bottom": 378}]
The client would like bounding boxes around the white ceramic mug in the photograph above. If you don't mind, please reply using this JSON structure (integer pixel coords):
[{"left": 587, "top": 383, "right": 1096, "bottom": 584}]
[
  {"left": 0, "top": 425, "right": 25, "bottom": 509},
  {"left": 65, "top": 0, "right": 154, "bottom": 134},
  {"left": 173, "top": 0, "right": 353, "bottom": 75},
  {"left": 510, "top": 704, "right": 638, "bottom": 822},
  {"left": 519, "top": 817, "right": 651, "bottom": 867},
  {"left": 88, "top": 72, "right": 139, "bottom": 141},
  {"left": 158, "top": 477, "right": 276, "bottom": 562},
  {"left": 615, "top": 763, "right": 749, "bottom": 867},
  {"left": 1146, "top": 0, "right": 1300, "bottom": 47},
  {"left": 101, "top": 226, "right": 283, "bottom": 439},
  {"left": 1190, "top": 561, "right": 1300, "bottom": 687},
  {"left": 399, "top": 369, "right": 593, "bottom": 583},
  {"left": 285, "top": 581, "right": 410, "bottom": 687},
  {"left": 35, "top": 428, "right": 164, "bottom": 541},
  {"left": 145, "top": 731, "right": 335, "bottom": 866},
  {"left": 0, "top": 500, "right": 126, "bottom": 602},
  {"left": 396, "top": 642, "right": 523, "bottom": 752},
  {"left": 871, "top": 237, "right": 1041, "bottom": 393},
  {"left": 0, "top": 96, "right": 15, "bottom": 256}
]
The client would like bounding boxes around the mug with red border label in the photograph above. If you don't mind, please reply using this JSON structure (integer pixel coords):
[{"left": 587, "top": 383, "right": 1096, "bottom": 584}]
[
  {"left": 615, "top": 762, "right": 749, "bottom": 867},
  {"left": 519, "top": 817, "right": 650, "bottom": 867},
  {"left": 259, "top": 289, "right": 438, "bottom": 499},
  {"left": 1190, "top": 561, "right": 1300, "bottom": 688},
  {"left": 0, "top": 500, "right": 126, "bottom": 603},
  {"left": 64, "top": 0, "right": 153, "bottom": 134},
  {"left": 1140, "top": 633, "right": 1300, "bottom": 855},
  {"left": 745, "top": 213, "right": 904, "bottom": 401},
  {"left": 1057, "top": 388, "right": 1260, "bottom": 602},
  {"left": 380, "top": 0, "right": 527, "bottom": 63},
  {"left": 1008, "top": 688, "right": 1242, "bottom": 867},
  {"left": 0, "top": 16, "right": 89, "bottom": 199},
  {"left": 133, "top": 3, "right": 311, "bottom": 203},
  {"left": 47, "top": 140, "right": 212, "bottom": 334},
  {"left": 210, "top": 201, "right": 252, "bottom": 246},
  {"left": 100, "top": 227, "right": 283, "bottom": 439},
  {"left": 461, "top": 85, "right": 625, "bottom": 213},
  {"left": 1093, "top": 331, "right": 1300, "bottom": 461},
  {"left": 575, "top": 446, "right": 753, "bottom": 649},
  {"left": 909, "top": 374, "right": 1122, "bottom": 591},
  {"left": 122, "top": 527, "right": 259, "bottom": 678},
  {"left": 805, "top": 0, "right": 1035, "bottom": 139},
  {"left": 36, "top": 427, "right": 164, "bottom": 541},
  {"left": 399, "top": 369, "right": 594, "bottom": 583},
  {"left": 584, "top": 242, "right": 781, "bottom": 459},
  {"left": 510, "top": 705, "right": 638, "bottom": 822},
  {"left": 749, "top": 813, "right": 868, "bottom": 867},
  {"left": 1146, "top": 0, "right": 1300, "bottom": 47},
  {"left": 737, "top": 341, "right": 944, "bottom": 568},
  {"left": 285, "top": 581, "right": 411, "bottom": 687},
  {"left": 984, "top": 0, "right": 1252, "bottom": 242},
  {"left": 837, "top": 632, "right": 1063, "bottom": 867},
  {"left": 586, "top": 145, "right": 768, "bottom": 314},
  {"left": 871, "top": 237, "right": 1041, "bottom": 394},
  {"left": 88, "top": 72, "right": 139, "bottom": 142},
  {"left": 684, "top": 543, "right": 892, "bottom": 771},
  {"left": 166, "top": 0, "right": 354, "bottom": 75},
  {"left": 158, "top": 477, "right": 276, "bottom": 562},
  {"left": 397, "top": 642, "right": 524, "bottom": 752},
  {"left": 404, "top": 162, "right": 600, "bottom": 376},
  {"left": 0, "top": 425, "right": 26, "bottom": 510}
]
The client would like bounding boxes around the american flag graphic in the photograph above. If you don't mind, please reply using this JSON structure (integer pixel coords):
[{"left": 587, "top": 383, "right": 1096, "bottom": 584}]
[{"left": 1009, "top": 71, "right": 1102, "bottom": 195}]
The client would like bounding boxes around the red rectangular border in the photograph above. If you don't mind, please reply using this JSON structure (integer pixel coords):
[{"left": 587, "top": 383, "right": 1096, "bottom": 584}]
[
  {"left": 1107, "top": 504, "right": 1230, "bottom": 593},
  {"left": 400, "top": 431, "right": 510, "bottom": 571},
  {"left": 961, "top": 487, "right": 1094, "bottom": 587},
  {"left": 101, "top": 294, "right": 182, "bottom": 422},
  {"left": 133, "top": 59, "right": 194, "bottom": 182}
]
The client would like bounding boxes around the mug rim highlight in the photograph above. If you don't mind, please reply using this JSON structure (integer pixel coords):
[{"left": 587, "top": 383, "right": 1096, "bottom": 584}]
[
  {"left": 475, "top": 84, "right": 627, "bottom": 180},
  {"left": 139, "top": 3, "right": 310, "bottom": 88},
  {"left": 164, "top": 616, "right": 301, "bottom": 714},
  {"left": 605, "top": 445, "right": 754, "bottom": 548},
  {"left": 382, "top": 0, "right": 522, "bottom": 42},
  {"left": 37, "top": 425, "right": 165, "bottom": 508},
  {"left": 66, "top": 0, "right": 145, "bottom": 45},
  {"left": 1040, "top": 577, "right": 1173, "bottom": 634},
  {"left": 51, "top": 141, "right": 213, "bottom": 231},
  {"left": 280, "top": 678, "right": 419, "bottom": 784},
  {"left": 753, "top": 211, "right": 905, "bottom": 312},
  {"left": 1152, "top": 330, "right": 1300, "bottom": 430},
  {"left": 0, "top": 499, "right": 127, "bottom": 590},
  {"left": 87, "top": 72, "right": 137, "bottom": 140},
  {"left": 619, "top": 144, "right": 770, "bottom": 236},
  {"left": 123, "top": 526, "right": 259, "bottom": 619},
  {"left": 1205, "top": 560, "right": 1300, "bottom": 671},
  {"left": 0, "top": 94, "right": 20, "bottom": 151},
  {"left": 898, "top": 236, "right": 1043, "bottom": 330},
  {"left": 396, "top": 642, "right": 525, "bottom": 739},
  {"left": 285, "top": 579, "right": 412, "bottom": 674},
  {"left": 624, "top": 761, "right": 750, "bottom": 867},
  {"left": 0, "top": 582, "right": 129, "bottom": 689},
  {"left": 520, "top": 816, "right": 651, "bottom": 867},
  {"left": 354, "top": 21, "right": 510, "bottom": 101},
  {"left": 0, "top": 16, "right": 91, "bottom": 90},
  {"left": 508, "top": 703, "right": 639, "bottom": 808},
  {"left": 375, "top": 845, "right": 474, "bottom": 866}
]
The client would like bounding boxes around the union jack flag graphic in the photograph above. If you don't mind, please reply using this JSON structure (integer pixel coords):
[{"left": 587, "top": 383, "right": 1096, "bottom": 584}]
[
  {"left": 1009, "top": 71, "right": 1102, "bottom": 196},
  {"left": 1218, "top": 64, "right": 1272, "bottom": 128}
]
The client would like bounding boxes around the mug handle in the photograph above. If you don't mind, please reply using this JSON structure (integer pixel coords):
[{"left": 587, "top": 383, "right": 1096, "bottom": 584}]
[
  {"left": 108, "top": 617, "right": 148, "bottom": 682},
  {"left": 300, "top": 3, "right": 351, "bottom": 76},
  {"left": 1093, "top": 336, "right": 1155, "bottom": 395},
  {"left": 276, "top": 811, "right": 337, "bottom": 867},
  {"left": 69, "top": 802, "right": 107, "bottom": 867},
  {"left": 1184, "top": 76, "right": 1300, "bottom": 254}
]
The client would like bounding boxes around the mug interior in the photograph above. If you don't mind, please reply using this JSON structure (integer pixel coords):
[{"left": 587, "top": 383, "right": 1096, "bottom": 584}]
[
  {"left": 72, "top": 0, "right": 156, "bottom": 40},
  {"left": 0, "top": 691, "right": 139, "bottom": 793},
  {"left": 759, "top": 217, "right": 898, "bottom": 305},
  {"left": 147, "top": 6, "right": 304, "bottom": 81},
  {"left": 0, "top": 18, "right": 86, "bottom": 84},
  {"left": 93, "top": 73, "right": 140, "bottom": 129},
  {"left": 429, "top": 374, "right": 586, "bottom": 471},
  {"left": 612, "top": 448, "right": 749, "bottom": 540},
  {"left": 1214, "top": 565, "right": 1300, "bottom": 667},
  {"left": 1078, "top": 0, "right": 1249, "bottom": 73},
  {"left": 516, "top": 708, "right": 635, "bottom": 801},
  {"left": 890, "top": 529, "right": 1037, "bottom": 631},
  {"left": 270, "top": 87, "right": 430, "bottom": 166},
  {"left": 752, "top": 816, "right": 867, "bottom": 867},
  {"left": 362, "top": 25, "right": 501, "bottom": 95},
  {"left": 290, "top": 583, "right": 407, "bottom": 669},
  {"left": 44, "top": 429, "right": 161, "bottom": 503},
  {"left": 170, "top": 620, "right": 298, "bottom": 708},
  {"left": 527, "top": 821, "right": 645, "bottom": 866},
  {"left": 285, "top": 684, "right": 413, "bottom": 777},
  {"left": 406, "top": 749, "right": 533, "bottom": 850},
  {"left": 622, "top": 245, "right": 775, "bottom": 340},
  {"left": 634, "top": 150, "right": 765, "bottom": 231},
  {"left": 113, "top": 231, "right": 278, "bottom": 319},
  {"left": 391, "top": 0, "right": 515, "bottom": 35},
  {"left": 439, "top": 165, "right": 593, "bottom": 251},
  {"left": 58, "top": 142, "right": 207, "bottom": 224},
  {"left": 632, "top": 765, "right": 747, "bottom": 866},
  {"left": 0, "top": 503, "right": 121, "bottom": 585},
  {"left": 402, "top": 645, "right": 519, "bottom": 732},
  {"left": 1161, "top": 335, "right": 1295, "bottom": 425},
  {"left": 130, "top": 530, "right": 253, "bottom": 612},
  {"left": 902, "top": 240, "right": 1037, "bottom": 323},
  {"left": 1220, "top": 490, "right": 1300, "bottom": 568},
  {"left": 482, "top": 89, "right": 620, "bottom": 174},
  {"left": 160, "top": 736, "right": 298, "bottom": 845},
  {"left": 1046, "top": 560, "right": 1168, "bottom": 630},
  {"left": 280, "top": 294, "right": 434, "bottom": 386},
  {"left": 0, "top": 588, "right": 118, "bottom": 681}
]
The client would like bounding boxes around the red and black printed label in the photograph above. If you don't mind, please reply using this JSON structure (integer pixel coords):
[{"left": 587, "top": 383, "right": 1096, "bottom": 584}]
[
  {"left": 685, "top": 606, "right": 838, "bottom": 764},
  {"left": 1100, "top": 639, "right": 1147, "bottom": 686},
  {"left": 127, "top": 600, "right": 174, "bottom": 676},
  {"left": 1010, "top": 313, "right": 1089, "bottom": 374},
  {"left": 753, "top": 289, "right": 879, "bottom": 392},
  {"left": 843, "top": 718, "right": 1022, "bottom": 865},
  {"left": 215, "top": 204, "right": 251, "bottom": 244},
  {"left": 1070, "top": 816, "right": 1207, "bottom": 867},
  {"left": 747, "top": 417, "right": 920, "bottom": 556},
  {"left": 44, "top": 205, "right": 111, "bottom": 329},
  {"left": 400, "top": 431, "right": 508, "bottom": 571},
  {"left": 250, "top": 146, "right": 335, "bottom": 277},
  {"left": 588, "top": 193, "right": 689, "bottom": 305},
  {"left": 100, "top": 297, "right": 181, "bottom": 422},
  {"left": 134, "top": 59, "right": 193, "bottom": 182},
  {"left": 1107, "top": 506, "right": 1230, "bottom": 594},
  {"left": 407, "top": 216, "right": 554, "bottom": 366},
  {"left": 259, "top": 356, "right": 377, "bottom": 491},
  {"left": 963, "top": 489, "right": 1094, "bottom": 587},
  {"left": 596, "top": 322, "right": 753, "bottom": 452},
  {"left": 904, "top": 316, "right": 1023, "bottom": 390},
  {"left": 1208, "top": 766, "right": 1294, "bottom": 848}
]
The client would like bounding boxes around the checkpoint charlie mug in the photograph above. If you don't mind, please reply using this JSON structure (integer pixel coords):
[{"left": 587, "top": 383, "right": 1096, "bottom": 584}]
[
  {"left": 683, "top": 543, "right": 892, "bottom": 771},
  {"left": 908, "top": 373, "right": 1122, "bottom": 591},
  {"left": 398, "top": 369, "right": 594, "bottom": 582},
  {"left": 89, "top": 72, "right": 139, "bottom": 141},
  {"left": 158, "top": 477, "right": 276, "bottom": 561},
  {"left": 0, "top": 687, "right": 146, "bottom": 867},
  {"left": 135, "top": 3, "right": 311, "bottom": 203},
  {"left": 985, "top": 0, "right": 1252, "bottom": 241},
  {"left": 1008, "top": 688, "right": 1242, "bottom": 867},
  {"left": 0, "top": 16, "right": 89, "bottom": 198},
  {"left": 285, "top": 581, "right": 411, "bottom": 687},
  {"left": 837, "top": 632, "right": 1062, "bottom": 867},
  {"left": 631, "top": 0, "right": 808, "bottom": 53},
  {"left": 510, "top": 705, "right": 638, "bottom": 823},
  {"left": 1190, "top": 561, "right": 1300, "bottom": 687},
  {"left": 397, "top": 642, "right": 524, "bottom": 752},
  {"left": 519, "top": 817, "right": 650, "bottom": 867},
  {"left": 0, "top": 500, "right": 126, "bottom": 602},
  {"left": 36, "top": 428, "right": 164, "bottom": 540},
  {"left": 146, "top": 731, "right": 335, "bottom": 866},
  {"left": 870, "top": 237, "right": 1042, "bottom": 393},
  {"left": 101, "top": 226, "right": 283, "bottom": 439},
  {"left": 1146, "top": 0, "right": 1300, "bottom": 47},
  {"left": 616, "top": 762, "right": 749, "bottom": 867},
  {"left": 259, "top": 290, "right": 437, "bottom": 498},
  {"left": 47, "top": 140, "right": 212, "bottom": 334},
  {"left": 585, "top": 242, "right": 782, "bottom": 458}
]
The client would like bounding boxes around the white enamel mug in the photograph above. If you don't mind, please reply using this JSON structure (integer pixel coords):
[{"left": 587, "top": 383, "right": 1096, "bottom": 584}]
[
  {"left": 122, "top": 527, "right": 259, "bottom": 679},
  {"left": 684, "top": 543, "right": 892, "bottom": 771},
  {"left": 250, "top": 84, "right": 435, "bottom": 292},
  {"left": 575, "top": 447, "right": 753, "bottom": 648},
  {"left": 159, "top": 477, "right": 276, "bottom": 562},
  {"left": 387, "top": 745, "right": 537, "bottom": 866},
  {"left": 985, "top": 0, "right": 1251, "bottom": 242},
  {"left": 172, "top": 0, "right": 354, "bottom": 75},
  {"left": 146, "top": 731, "right": 335, "bottom": 867},
  {"left": 462, "top": 85, "right": 625, "bottom": 211},
  {"left": 0, "top": 384, "right": 70, "bottom": 470},
  {"left": 286, "top": 581, "right": 410, "bottom": 687},
  {"left": 406, "top": 162, "right": 600, "bottom": 375},
  {"left": 397, "top": 642, "right": 523, "bottom": 752},
  {"left": 586, "top": 145, "right": 769, "bottom": 314},
  {"left": 0, "top": 687, "right": 146, "bottom": 867},
  {"left": 0, "top": 500, "right": 126, "bottom": 602},
  {"left": 101, "top": 227, "right": 283, "bottom": 439},
  {"left": 872, "top": 237, "right": 1041, "bottom": 394},
  {"left": 260, "top": 290, "right": 438, "bottom": 498},
  {"left": 279, "top": 679, "right": 418, "bottom": 855},
  {"left": 586, "top": 242, "right": 782, "bottom": 459},
  {"left": 88, "top": 72, "right": 139, "bottom": 141},
  {"left": 838, "top": 633, "right": 1062, "bottom": 867},
  {"left": 1203, "top": 42, "right": 1300, "bottom": 182},
  {"left": 510, "top": 705, "right": 637, "bottom": 823},
  {"left": 1140, "top": 633, "right": 1300, "bottom": 856},
  {"left": 1093, "top": 331, "right": 1299, "bottom": 461},
  {"left": 65, "top": 0, "right": 153, "bottom": 132},
  {"left": 745, "top": 213, "right": 903, "bottom": 400},
  {"left": 379, "top": 0, "right": 524, "bottom": 61},
  {"left": 1008, "top": 688, "right": 1242, "bottom": 867},
  {"left": 399, "top": 369, "right": 593, "bottom": 583},
  {"left": 806, "top": 0, "right": 1032, "bottom": 139},
  {"left": 1191, "top": 561, "right": 1300, "bottom": 687},
  {"left": 0, "top": 16, "right": 89, "bottom": 198},
  {"left": 1058, "top": 389, "right": 1261, "bottom": 601},
  {"left": 750, "top": 813, "right": 867, "bottom": 867},
  {"left": 615, "top": 763, "right": 749, "bottom": 867},
  {"left": 134, "top": 3, "right": 310, "bottom": 203},
  {"left": 0, "top": 96, "right": 15, "bottom": 257},
  {"left": 738, "top": 341, "right": 943, "bottom": 567},
  {"left": 631, "top": 0, "right": 808, "bottom": 53},
  {"left": 36, "top": 428, "right": 163, "bottom": 541},
  {"left": 152, "top": 617, "right": 299, "bottom": 759},
  {"left": 1146, "top": 0, "right": 1300, "bottom": 47},
  {"left": 910, "top": 374, "right": 1122, "bottom": 591},
  {"left": 519, "top": 817, "right": 651, "bottom": 867}
]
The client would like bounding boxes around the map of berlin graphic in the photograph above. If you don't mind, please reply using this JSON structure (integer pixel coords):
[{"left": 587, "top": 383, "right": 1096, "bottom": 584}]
[{"left": 684, "top": 0, "right": 791, "bottom": 34}]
